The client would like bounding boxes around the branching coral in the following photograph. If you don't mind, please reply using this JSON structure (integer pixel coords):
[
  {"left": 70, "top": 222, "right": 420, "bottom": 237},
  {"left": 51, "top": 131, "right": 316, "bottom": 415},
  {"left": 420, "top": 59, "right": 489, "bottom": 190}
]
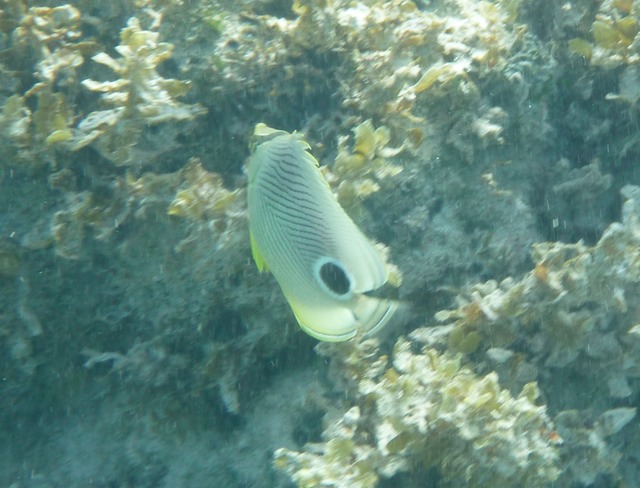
[
  {"left": 215, "top": 0, "right": 525, "bottom": 158},
  {"left": 275, "top": 180, "right": 640, "bottom": 486},
  {"left": 436, "top": 185, "right": 640, "bottom": 397},
  {"left": 558, "top": 1, "right": 640, "bottom": 182},
  {"left": 0, "top": 4, "right": 89, "bottom": 161},
  {"left": 165, "top": 157, "right": 245, "bottom": 251},
  {"left": 71, "top": 16, "right": 206, "bottom": 166},
  {"left": 433, "top": 185, "right": 640, "bottom": 484},
  {"left": 46, "top": 153, "right": 244, "bottom": 259},
  {"left": 9, "top": 3, "right": 87, "bottom": 91},
  {"left": 50, "top": 179, "right": 134, "bottom": 259},
  {"left": 167, "top": 158, "right": 240, "bottom": 223},
  {"left": 0, "top": 95, "right": 31, "bottom": 151},
  {"left": 275, "top": 336, "right": 560, "bottom": 488},
  {"left": 322, "top": 120, "right": 404, "bottom": 210},
  {"left": 568, "top": 0, "right": 640, "bottom": 67}
]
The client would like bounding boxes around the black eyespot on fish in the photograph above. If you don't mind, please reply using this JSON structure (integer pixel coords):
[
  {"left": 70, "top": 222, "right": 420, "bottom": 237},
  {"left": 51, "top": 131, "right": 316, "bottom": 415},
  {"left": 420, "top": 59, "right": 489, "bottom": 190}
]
[{"left": 319, "top": 261, "right": 351, "bottom": 296}]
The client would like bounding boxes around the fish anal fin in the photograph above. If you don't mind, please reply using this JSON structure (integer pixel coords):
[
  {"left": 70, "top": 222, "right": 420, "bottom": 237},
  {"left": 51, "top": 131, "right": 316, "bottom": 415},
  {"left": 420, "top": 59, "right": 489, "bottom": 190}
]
[
  {"left": 354, "top": 295, "right": 399, "bottom": 337},
  {"left": 287, "top": 296, "right": 359, "bottom": 342}
]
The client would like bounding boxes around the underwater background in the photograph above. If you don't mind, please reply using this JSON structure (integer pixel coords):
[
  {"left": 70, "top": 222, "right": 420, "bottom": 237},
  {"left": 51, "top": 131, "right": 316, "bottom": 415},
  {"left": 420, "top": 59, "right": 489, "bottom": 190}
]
[{"left": 1, "top": 0, "right": 640, "bottom": 486}]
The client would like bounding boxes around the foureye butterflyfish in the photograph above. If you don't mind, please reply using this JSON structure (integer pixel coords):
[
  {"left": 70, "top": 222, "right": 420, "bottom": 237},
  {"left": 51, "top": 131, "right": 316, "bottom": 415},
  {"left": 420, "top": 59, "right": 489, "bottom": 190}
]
[{"left": 247, "top": 123, "right": 400, "bottom": 342}]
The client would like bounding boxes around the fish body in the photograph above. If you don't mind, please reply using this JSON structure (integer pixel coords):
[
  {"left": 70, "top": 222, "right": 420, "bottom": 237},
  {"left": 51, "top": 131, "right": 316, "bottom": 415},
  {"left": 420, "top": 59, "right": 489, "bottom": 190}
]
[{"left": 247, "top": 124, "right": 398, "bottom": 341}]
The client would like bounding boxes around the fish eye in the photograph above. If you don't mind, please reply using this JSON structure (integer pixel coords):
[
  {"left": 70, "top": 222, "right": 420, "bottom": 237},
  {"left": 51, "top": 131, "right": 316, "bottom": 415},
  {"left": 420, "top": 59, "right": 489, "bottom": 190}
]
[{"left": 314, "top": 257, "right": 352, "bottom": 298}]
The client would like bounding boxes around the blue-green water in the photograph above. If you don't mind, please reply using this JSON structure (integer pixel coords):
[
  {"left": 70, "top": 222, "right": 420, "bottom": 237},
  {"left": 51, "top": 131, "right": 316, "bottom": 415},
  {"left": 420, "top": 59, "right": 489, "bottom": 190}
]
[{"left": 1, "top": 1, "right": 639, "bottom": 487}]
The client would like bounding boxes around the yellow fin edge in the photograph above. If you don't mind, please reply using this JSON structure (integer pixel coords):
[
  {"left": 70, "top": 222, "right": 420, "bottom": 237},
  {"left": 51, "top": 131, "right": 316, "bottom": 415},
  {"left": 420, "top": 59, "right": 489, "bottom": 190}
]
[{"left": 250, "top": 230, "right": 268, "bottom": 272}]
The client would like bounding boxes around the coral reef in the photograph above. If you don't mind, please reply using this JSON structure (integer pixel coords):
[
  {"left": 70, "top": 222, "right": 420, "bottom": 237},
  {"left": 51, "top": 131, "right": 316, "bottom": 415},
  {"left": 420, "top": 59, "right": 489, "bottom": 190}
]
[
  {"left": 9, "top": 3, "right": 87, "bottom": 92},
  {"left": 568, "top": 0, "right": 640, "bottom": 68},
  {"left": 211, "top": 0, "right": 528, "bottom": 156},
  {"left": 71, "top": 16, "right": 206, "bottom": 166},
  {"left": 528, "top": 0, "right": 640, "bottom": 241},
  {"left": 1, "top": 0, "right": 640, "bottom": 487},
  {"left": 0, "top": 4, "right": 89, "bottom": 164},
  {"left": 275, "top": 337, "right": 560, "bottom": 488},
  {"left": 433, "top": 185, "right": 640, "bottom": 485},
  {"left": 436, "top": 185, "right": 640, "bottom": 400},
  {"left": 274, "top": 183, "right": 640, "bottom": 487},
  {"left": 323, "top": 119, "right": 404, "bottom": 211}
]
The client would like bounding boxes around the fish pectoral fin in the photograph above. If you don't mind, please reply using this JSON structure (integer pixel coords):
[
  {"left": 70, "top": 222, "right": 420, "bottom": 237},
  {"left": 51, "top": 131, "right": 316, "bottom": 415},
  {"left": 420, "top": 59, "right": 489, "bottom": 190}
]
[
  {"left": 250, "top": 230, "right": 268, "bottom": 273},
  {"left": 362, "top": 280, "right": 401, "bottom": 301}
]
